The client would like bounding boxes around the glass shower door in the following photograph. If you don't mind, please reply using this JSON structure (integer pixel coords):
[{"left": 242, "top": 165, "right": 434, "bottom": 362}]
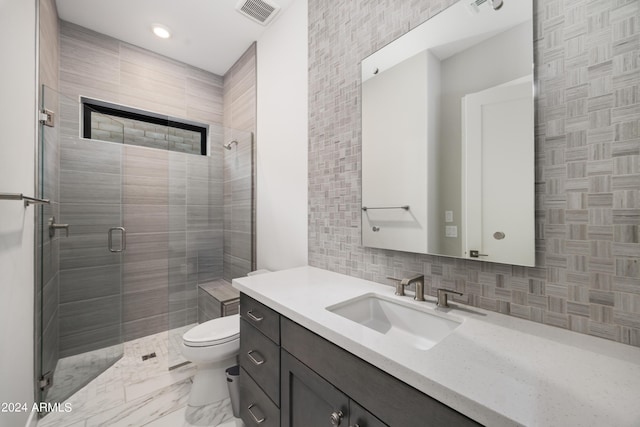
[{"left": 37, "top": 85, "right": 126, "bottom": 407}]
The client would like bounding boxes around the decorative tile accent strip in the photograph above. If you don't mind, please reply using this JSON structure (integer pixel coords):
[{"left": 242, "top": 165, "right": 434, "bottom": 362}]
[{"left": 307, "top": 0, "right": 640, "bottom": 346}]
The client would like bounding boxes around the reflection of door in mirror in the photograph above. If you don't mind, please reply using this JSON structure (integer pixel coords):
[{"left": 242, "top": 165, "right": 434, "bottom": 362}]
[{"left": 462, "top": 76, "right": 535, "bottom": 266}]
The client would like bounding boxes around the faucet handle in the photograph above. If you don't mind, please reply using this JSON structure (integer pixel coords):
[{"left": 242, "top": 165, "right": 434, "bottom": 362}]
[
  {"left": 436, "top": 288, "right": 463, "bottom": 308},
  {"left": 387, "top": 277, "right": 407, "bottom": 296}
]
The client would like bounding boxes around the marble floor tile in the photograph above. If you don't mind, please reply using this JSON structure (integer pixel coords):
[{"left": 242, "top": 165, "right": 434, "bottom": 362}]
[
  {"left": 144, "top": 399, "right": 239, "bottom": 427},
  {"left": 184, "top": 398, "right": 234, "bottom": 426},
  {"left": 215, "top": 420, "right": 244, "bottom": 427},
  {"left": 142, "top": 407, "right": 187, "bottom": 427},
  {"left": 168, "top": 323, "right": 194, "bottom": 368},
  {"left": 46, "top": 344, "right": 123, "bottom": 405},
  {"left": 38, "top": 363, "right": 126, "bottom": 427},
  {"left": 125, "top": 363, "right": 195, "bottom": 401},
  {"left": 37, "top": 327, "right": 238, "bottom": 427},
  {"left": 84, "top": 377, "right": 192, "bottom": 427}
]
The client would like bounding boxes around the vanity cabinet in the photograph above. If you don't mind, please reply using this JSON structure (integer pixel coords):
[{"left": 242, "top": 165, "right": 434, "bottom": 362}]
[
  {"left": 239, "top": 293, "right": 480, "bottom": 427},
  {"left": 239, "top": 294, "right": 281, "bottom": 427},
  {"left": 280, "top": 317, "right": 480, "bottom": 427}
]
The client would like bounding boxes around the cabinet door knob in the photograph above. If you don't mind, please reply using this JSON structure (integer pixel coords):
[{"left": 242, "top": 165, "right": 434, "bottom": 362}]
[
  {"left": 247, "top": 403, "right": 265, "bottom": 424},
  {"left": 330, "top": 410, "right": 344, "bottom": 426}
]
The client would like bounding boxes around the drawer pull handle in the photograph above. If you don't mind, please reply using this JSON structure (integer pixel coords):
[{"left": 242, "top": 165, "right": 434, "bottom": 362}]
[
  {"left": 330, "top": 410, "right": 344, "bottom": 426},
  {"left": 247, "top": 350, "right": 265, "bottom": 365},
  {"left": 247, "top": 403, "right": 265, "bottom": 424},
  {"left": 247, "top": 310, "right": 264, "bottom": 322}
]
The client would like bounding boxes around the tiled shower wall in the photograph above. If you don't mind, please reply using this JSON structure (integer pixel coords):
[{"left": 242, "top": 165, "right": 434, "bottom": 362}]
[
  {"left": 223, "top": 44, "right": 257, "bottom": 281},
  {"left": 58, "top": 21, "right": 226, "bottom": 352},
  {"left": 307, "top": 0, "right": 640, "bottom": 346}
]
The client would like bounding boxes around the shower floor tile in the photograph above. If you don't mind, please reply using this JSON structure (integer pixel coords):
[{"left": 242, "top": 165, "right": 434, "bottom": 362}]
[
  {"left": 37, "top": 328, "right": 241, "bottom": 427},
  {"left": 168, "top": 323, "right": 195, "bottom": 368}
]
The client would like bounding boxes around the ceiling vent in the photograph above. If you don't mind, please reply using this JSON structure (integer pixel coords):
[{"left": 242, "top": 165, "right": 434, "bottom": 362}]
[{"left": 236, "top": 0, "right": 281, "bottom": 26}]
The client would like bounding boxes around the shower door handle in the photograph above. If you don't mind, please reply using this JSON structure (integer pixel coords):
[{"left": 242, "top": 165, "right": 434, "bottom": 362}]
[{"left": 108, "top": 227, "right": 126, "bottom": 253}]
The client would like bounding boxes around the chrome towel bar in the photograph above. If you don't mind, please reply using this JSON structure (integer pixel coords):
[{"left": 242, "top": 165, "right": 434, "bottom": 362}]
[
  {"left": 361, "top": 205, "right": 409, "bottom": 211},
  {"left": 0, "top": 193, "right": 50, "bottom": 207}
]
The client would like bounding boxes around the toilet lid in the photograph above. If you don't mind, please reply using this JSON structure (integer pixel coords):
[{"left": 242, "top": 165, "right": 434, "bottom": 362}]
[{"left": 183, "top": 314, "right": 240, "bottom": 347}]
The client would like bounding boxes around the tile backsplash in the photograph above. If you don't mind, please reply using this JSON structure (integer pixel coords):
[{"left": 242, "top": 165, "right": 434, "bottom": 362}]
[{"left": 307, "top": 0, "right": 640, "bottom": 346}]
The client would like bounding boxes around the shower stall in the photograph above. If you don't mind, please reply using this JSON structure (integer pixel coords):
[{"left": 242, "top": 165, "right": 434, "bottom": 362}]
[{"left": 35, "top": 85, "right": 254, "bottom": 407}]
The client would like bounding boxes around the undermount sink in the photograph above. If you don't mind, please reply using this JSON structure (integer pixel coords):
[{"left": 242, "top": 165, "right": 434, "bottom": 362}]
[{"left": 326, "top": 293, "right": 461, "bottom": 350}]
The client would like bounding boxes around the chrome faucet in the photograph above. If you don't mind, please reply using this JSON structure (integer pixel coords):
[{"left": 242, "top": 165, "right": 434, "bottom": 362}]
[
  {"left": 388, "top": 274, "right": 424, "bottom": 300},
  {"left": 404, "top": 274, "right": 425, "bottom": 301},
  {"left": 436, "top": 288, "right": 463, "bottom": 308}
]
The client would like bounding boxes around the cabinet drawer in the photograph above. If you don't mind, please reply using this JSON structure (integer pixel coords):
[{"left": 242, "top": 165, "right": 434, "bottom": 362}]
[
  {"left": 240, "top": 293, "right": 280, "bottom": 344},
  {"left": 240, "top": 367, "right": 280, "bottom": 427},
  {"left": 240, "top": 318, "right": 280, "bottom": 406}
]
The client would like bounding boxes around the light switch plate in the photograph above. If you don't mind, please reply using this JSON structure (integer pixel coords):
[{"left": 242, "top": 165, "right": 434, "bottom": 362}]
[
  {"left": 445, "top": 225, "right": 458, "bottom": 238},
  {"left": 445, "top": 211, "right": 454, "bottom": 222}
]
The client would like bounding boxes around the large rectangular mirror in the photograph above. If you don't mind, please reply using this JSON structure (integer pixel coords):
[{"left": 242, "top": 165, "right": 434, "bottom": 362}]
[{"left": 361, "top": 0, "right": 535, "bottom": 266}]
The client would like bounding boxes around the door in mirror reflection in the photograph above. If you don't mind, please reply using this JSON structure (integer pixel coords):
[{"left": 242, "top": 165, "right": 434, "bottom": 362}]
[{"left": 462, "top": 77, "right": 535, "bottom": 266}]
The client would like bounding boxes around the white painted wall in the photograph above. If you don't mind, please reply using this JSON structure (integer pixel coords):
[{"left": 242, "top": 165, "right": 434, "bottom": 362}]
[
  {"left": 361, "top": 51, "right": 430, "bottom": 254},
  {"left": 256, "top": 0, "right": 308, "bottom": 271},
  {"left": 0, "top": 0, "right": 37, "bottom": 426}
]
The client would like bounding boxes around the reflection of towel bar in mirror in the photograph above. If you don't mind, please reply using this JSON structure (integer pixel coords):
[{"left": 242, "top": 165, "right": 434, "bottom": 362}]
[
  {"left": 0, "top": 193, "right": 51, "bottom": 207},
  {"left": 362, "top": 205, "right": 410, "bottom": 211}
]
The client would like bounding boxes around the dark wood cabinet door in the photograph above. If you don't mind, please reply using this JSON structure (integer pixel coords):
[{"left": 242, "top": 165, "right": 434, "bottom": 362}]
[{"left": 281, "top": 350, "right": 349, "bottom": 427}]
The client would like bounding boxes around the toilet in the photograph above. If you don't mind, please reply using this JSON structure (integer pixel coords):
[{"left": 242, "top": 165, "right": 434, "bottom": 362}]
[
  {"left": 181, "top": 313, "right": 240, "bottom": 406},
  {"left": 182, "top": 270, "right": 270, "bottom": 407}
]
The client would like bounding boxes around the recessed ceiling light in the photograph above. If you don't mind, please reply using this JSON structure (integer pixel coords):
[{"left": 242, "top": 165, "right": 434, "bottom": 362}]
[{"left": 152, "top": 24, "right": 171, "bottom": 39}]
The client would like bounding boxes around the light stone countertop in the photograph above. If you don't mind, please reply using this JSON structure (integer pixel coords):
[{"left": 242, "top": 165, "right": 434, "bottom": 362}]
[{"left": 232, "top": 266, "right": 640, "bottom": 427}]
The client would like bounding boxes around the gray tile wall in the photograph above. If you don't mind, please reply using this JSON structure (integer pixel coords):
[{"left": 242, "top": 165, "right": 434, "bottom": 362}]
[
  {"left": 58, "top": 21, "right": 226, "bottom": 351},
  {"left": 168, "top": 146, "right": 225, "bottom": 333},
  {"left": 307, "top": 0, "right": 640, "bottom": 347},
  {"left": 223, "top": 44, "right": 257, "bottom": 281},
  {"left": 58, "top": 139, "right": 124, "bottom": 356}
]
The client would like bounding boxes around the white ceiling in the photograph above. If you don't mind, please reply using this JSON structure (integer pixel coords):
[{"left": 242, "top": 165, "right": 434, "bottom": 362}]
[{"left": 55, "top": 0, "right": 294, "bottom": 76}]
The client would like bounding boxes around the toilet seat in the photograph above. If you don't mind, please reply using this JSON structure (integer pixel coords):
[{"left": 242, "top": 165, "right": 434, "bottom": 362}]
[{"left": 183, "top": 314, "right": 240, "bottom": 347}]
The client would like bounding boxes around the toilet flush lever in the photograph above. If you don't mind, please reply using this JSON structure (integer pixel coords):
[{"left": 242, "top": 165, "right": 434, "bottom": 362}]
[{"left": 48, "top": 217, "right": 70, "bottom": 238}]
